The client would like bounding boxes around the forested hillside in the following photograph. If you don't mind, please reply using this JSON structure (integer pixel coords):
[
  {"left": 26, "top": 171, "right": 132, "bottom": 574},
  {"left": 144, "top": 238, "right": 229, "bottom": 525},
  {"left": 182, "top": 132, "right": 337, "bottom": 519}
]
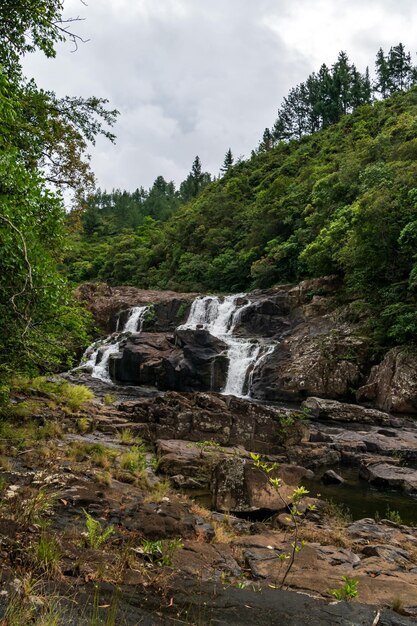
[{"left": 66, "top": 69, "right": 417, "bottom": 347}]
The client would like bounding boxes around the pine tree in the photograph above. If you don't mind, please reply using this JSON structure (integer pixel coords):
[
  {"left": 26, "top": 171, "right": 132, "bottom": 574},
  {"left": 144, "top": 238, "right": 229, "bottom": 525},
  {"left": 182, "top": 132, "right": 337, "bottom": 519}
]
[
  {"left": 388, "top": 43, "right": 413, "bottom": 92},
  {"left": 375, "top": 48, "right": 391, "bottom": 98},
  {"left": 258, "top": 129, "right": 273, "bottom": 153},
  {"left": 179, "top": 156, "right": 211, "bottom": 202},
  {"left": 221, "top": 148, "right": 234, "bottom": 173},
  {"left": 332, "top": 51, "right": 354, "bottom": 116}
]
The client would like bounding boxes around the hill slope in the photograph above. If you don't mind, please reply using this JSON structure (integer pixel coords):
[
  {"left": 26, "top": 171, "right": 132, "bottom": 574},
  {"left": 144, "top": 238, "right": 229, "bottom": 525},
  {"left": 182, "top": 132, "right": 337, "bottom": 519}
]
[{"left": 67, "top": 89, "right": 417, "bottom": 346}]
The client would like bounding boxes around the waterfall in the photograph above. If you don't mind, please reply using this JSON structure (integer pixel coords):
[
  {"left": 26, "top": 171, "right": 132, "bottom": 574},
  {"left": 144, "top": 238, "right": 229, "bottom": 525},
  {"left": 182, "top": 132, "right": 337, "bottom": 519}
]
[
  {"left": 77, "top": 305, "right": 149, "bottom": 383},
  {"left": 180, "top": 295, "right": 275, "bottom": 398},
  {"left": 123, "top": 306, "right": 148, "bottom": 333}
]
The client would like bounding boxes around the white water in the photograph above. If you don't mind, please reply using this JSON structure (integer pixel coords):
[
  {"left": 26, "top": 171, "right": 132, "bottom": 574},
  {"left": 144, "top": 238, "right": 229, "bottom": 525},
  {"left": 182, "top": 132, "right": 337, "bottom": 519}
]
[
  {"left": 78, "top": 306, "right": 149, "bottom": 383},
  {"left": 180, "top": 295, "right": 275, "bottom": 397}
]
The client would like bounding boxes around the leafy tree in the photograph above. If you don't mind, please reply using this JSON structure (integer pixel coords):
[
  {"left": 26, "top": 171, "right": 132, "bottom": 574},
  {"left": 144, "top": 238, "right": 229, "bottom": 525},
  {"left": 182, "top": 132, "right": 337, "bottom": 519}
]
[{"left": 0, "top": 1, "right": 116, "bottom": 380}]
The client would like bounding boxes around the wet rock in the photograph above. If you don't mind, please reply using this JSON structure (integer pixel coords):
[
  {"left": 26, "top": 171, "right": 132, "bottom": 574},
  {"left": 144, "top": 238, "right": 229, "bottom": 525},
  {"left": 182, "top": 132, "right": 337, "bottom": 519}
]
[
  {"left": 110, "top": 332, "right": 180, "bottom": 386},
  {"left": 303, "top": 397, "right": 392, "bottom": 425},
  {"left": 112, "top": 329, "right": 229, "bottom": 392},
  {"left": 233, "top": 297, "right": 292, "bottom": 338},
  {"left": 75, "top": 283, "right": 197, "bottom": 332},
  {"left": 357, "top": 347, "right": 417, "bottom": 414},
  {"left": 359, "top": 462, "right": 417, "bottom": 494},
  {"left": 321, "top": 469, "right": 344, "bottom": 485}
]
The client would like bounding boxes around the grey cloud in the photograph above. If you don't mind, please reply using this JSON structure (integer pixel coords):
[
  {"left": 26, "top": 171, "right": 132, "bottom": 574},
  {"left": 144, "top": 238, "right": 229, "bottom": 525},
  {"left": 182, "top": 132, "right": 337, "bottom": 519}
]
[{"left": 23, "top": 0, "right": 417, "bottom": 192}]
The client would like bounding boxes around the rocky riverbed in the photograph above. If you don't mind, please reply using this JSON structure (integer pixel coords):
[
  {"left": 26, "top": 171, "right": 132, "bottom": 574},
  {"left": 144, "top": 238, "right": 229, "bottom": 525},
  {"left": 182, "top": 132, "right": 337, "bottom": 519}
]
[{"left": 2, "top": 378, "right": 417, "bottom": 624}]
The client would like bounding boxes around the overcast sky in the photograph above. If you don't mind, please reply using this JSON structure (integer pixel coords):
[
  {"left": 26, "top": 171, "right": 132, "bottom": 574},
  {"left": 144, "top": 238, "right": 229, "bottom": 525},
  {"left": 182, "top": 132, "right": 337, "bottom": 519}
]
[{"left": 23, "top": 0, "right": 417, "bottom": 192}]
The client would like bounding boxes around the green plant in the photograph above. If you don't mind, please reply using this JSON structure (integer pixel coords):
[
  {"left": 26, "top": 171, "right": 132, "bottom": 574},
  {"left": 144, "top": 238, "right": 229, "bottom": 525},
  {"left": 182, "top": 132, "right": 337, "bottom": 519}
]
[
  {"left": 143, "top": 305, "right": 156, "bottom": 328},
  {"left": 15, "top": 377, "right": 94, "bottom": 411},
  {"left": 69, "top": 442, "right": 118, "bottom": 468},
  {"left": 194, "top": 440, "right": 223, "bottom": 450},
  {"left": 385, "top": 506, "right": 402, "bottom": 524},
  {"left": 32, "top": 533, "right": 61, "bottom": 572},
  {"left": 323, "top": 499, "right": 352, "bottom": 525},
  {"left": 21, "top": 487, "right": 57, "bottom": 524},
  {"left": 87, "top": 583, "right": 120, "bottom": 626},
  {"left": 330, "top": 575, "right": 359, "bottom": 600},
  {"left": 391, "top": 596, "right": 405, "bottom": 615},
  {"left": 83, "top": 510, "right": 114, "bottom": 549},
  {"left": 103, "top": 393, "right": 115, "bottom": 406},
  {"left": 250, "top": 453, "right": 314, "bottom": 588},
  {"left": 57, "top": 383, "right": 94, "bottom": 410},
  {"left": 145, "top": 479, "right": 171, "bottom": 502},
  {"left": 140, "top": 537, "right": 184, "bottom": 566},
  {"left": 176, "top": 301, "right": 189, "bottom": 321},
  {"left": 120, "top": 445, "right": 147, "bottom": 473},
  {"left": 117, "top": 428, "right": 142, "bottom": 445},
  {"left": 76, "top": 417, "right": 91, "bottom": 433}
]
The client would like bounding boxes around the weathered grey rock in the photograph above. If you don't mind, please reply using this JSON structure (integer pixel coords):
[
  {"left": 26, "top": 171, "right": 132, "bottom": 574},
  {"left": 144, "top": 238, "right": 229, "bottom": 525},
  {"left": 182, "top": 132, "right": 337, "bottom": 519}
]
[
  {"left": 359, "top": 462, "right": 417, "bottom": 494},
  {"left": 250, "top": 324, "right": 368, "bottom": 402},
  {"left": 307, "top": 423, "right": 417, "bottom": 463},
  {"left": 212, "top": 457, "right": 309, "bottom": 513},
  {"left": 118, "top": 391, "right": 301, "bottom": 454},
  {"left": 75, "top": 283, "right": 197, "bottom": 332},
  {"left": 357, "top": 347, "right": 417, "bottom": 414},
  {"left": 303, "top": 397, "right": 393, "bottom": 425},
  {"left": 362, "top": 544, "right": 412, "bottom": 565},
  {"left": 287, "top": 443, "right": 342, "bottom": 468}
]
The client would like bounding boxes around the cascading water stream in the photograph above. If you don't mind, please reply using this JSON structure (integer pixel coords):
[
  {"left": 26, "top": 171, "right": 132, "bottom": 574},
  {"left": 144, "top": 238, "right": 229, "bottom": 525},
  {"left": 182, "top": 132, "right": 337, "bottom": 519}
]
[
  {"left": 77, "top": 305, "right": 149, "bottom": 383},
  {"left": 179, "top": 295, "right": 276, "bottom": 397}
]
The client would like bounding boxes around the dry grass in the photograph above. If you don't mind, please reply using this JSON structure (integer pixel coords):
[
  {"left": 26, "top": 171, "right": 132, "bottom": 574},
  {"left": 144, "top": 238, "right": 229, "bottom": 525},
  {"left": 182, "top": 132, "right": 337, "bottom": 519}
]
[
  {"left": 298, "top": 522, "right": 352, "bottom": 549},
  {"left": 144, "top": 480, "right": 171, "bottom": 503},
  {"left": 0, "top": 455, "right": 12, "bottom": 471}
]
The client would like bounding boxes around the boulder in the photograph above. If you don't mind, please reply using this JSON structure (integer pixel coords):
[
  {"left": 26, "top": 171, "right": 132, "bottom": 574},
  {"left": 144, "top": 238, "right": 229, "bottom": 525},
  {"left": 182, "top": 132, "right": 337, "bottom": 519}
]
[
  {"left": 302, "top": 397, "right": 392, "bottom": 425},
  {"left": 110, "top": 332, "right": 181, "bottom": 387},
  {"left": 111, "top": 330, "right": 228, "bottom": 391},
  {"left": 212, "top": 457, "right": 310, "bottom": 513},
  {"left": 357, "top": 347, "right": 417, "bottom": 414},
  {"left": 118, "top": 391, "right": 301, "bottom": 454},
  {"left": 359, "top": 462, "right": 417, "bottom": 494},
  {"left": 321, "top": 469, "right": 344, "bottom": 485}
]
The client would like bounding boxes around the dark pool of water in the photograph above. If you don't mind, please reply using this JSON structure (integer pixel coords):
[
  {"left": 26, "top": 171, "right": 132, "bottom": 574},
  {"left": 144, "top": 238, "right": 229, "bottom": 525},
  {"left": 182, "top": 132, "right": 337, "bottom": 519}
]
[
  {"left": 189, "top": 465, "right": 417, "bottom": 526},
  {"left": 304, "top": 465, "right": 417, "bottom": 526}
]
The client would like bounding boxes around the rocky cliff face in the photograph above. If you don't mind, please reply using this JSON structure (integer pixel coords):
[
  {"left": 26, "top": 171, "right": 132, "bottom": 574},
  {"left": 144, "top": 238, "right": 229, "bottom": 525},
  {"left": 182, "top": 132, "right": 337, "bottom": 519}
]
[
  {"left": 77, "top": 278, "right": 417, "bottom": 412},
  {"left": 76, "top": 282, "right": 197, "bottom": 332},
  {"left": 357, "top": 347, "right": 417, "bottom": 413}
]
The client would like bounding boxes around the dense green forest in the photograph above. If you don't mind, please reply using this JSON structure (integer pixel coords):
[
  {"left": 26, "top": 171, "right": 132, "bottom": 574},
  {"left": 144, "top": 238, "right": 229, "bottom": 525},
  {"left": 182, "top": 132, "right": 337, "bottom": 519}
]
[
  {"left": 65, "top": 45, "right": 417, "bottom": 347},
  {"left": 0, "top": 1, "right": 117, "bottom": 383}
]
